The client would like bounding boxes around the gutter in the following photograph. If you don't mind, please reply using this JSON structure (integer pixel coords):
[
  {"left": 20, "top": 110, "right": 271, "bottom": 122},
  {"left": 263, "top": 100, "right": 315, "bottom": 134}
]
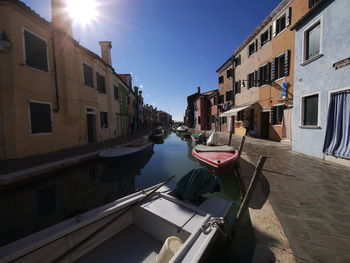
[{"left": 51, "top": 30, "right": 60, "bottom": 113}]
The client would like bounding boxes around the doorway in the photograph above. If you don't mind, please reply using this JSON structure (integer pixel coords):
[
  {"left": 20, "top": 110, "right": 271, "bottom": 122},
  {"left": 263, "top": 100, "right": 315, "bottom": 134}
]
[
  {"left": 261, "top": 112, "right": 270, "bottom": 139},
  {"left": 86, "top": 107, "right": 96, "bottom": 143}
]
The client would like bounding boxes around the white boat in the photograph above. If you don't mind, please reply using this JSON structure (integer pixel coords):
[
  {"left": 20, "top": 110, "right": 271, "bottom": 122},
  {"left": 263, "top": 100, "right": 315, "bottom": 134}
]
[
  {"left": 99, "top": 142, "right": 154, "bottom": 162},
  {"left": 0, "top": 179, "right": 232, "bottom": 263},
  {"left": 176, "top": 125, "right": 188, "bottom": 132}
]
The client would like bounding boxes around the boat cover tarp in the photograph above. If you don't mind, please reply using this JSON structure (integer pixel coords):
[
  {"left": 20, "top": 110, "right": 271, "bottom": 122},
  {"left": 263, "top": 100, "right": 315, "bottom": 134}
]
[{"left": 176, "top": 167, "right": 220, "bottom": 201}]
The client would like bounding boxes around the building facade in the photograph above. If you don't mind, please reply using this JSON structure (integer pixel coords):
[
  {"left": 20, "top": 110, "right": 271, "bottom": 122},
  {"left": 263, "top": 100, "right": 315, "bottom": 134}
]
[
  {"left": 291, "top": 0, "right": 350, "bottom": 165},
  {"left": 0, "top": 0, "right": 169, "bottom": 159}
]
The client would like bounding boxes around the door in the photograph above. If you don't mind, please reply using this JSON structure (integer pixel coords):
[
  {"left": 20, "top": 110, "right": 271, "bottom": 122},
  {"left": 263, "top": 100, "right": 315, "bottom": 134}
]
[
  {"left": 87, "top": 114, "right": 96, "bottom": 143},
  {"left": 261, "top": 112, "right": 270, "bottom": 139}
]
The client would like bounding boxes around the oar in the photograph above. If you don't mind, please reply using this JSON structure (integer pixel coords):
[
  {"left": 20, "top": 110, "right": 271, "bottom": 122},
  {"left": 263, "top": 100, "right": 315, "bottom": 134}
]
[{"left": 52, "top": 175, "right": 175, "bottom": 263}]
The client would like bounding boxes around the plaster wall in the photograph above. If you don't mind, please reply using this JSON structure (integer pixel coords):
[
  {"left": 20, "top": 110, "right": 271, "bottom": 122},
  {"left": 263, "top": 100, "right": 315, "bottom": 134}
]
[{"left": 292, "top": 0, "right": 350, "bottom": 159}]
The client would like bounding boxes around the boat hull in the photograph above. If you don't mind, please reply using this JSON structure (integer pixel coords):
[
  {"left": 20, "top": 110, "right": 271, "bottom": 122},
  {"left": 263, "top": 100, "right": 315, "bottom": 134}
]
[
  {"left": 99, "top": 143, "right": 154, "bottom": 162},
  {"left": 192, "top": 149, "right": 239, "bottom": 175}
]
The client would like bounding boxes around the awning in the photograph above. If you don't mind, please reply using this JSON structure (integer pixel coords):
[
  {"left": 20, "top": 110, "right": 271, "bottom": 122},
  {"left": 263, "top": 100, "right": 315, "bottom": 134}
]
[{"left": 219, "top": 105, "right": 250, "bottom": 117}]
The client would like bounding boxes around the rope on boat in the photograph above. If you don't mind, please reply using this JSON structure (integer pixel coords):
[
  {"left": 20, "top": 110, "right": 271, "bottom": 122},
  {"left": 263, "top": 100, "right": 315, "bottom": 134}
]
[{"left": 201, "top": 217, "right": 227, "bottom": 237}]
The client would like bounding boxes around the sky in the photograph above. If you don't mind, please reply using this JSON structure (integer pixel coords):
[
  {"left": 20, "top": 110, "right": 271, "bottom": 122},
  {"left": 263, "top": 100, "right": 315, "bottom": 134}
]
[{"left": 23, "top": 0, "right": 281, "bottom": 121}]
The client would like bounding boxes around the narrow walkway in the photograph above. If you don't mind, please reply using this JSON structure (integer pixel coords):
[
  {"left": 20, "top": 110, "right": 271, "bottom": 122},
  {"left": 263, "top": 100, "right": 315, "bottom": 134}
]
[
  {"left": 223, "top": 133, "right": 350, "bottom": 263},
  {"left": 0, "top": 130, "right": 149, "bottom": 175}
]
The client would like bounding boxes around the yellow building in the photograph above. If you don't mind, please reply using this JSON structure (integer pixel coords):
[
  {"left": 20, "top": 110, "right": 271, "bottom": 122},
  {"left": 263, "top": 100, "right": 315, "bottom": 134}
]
[{"left": 0, "top": 0, "right": 135, "bottom": 159}]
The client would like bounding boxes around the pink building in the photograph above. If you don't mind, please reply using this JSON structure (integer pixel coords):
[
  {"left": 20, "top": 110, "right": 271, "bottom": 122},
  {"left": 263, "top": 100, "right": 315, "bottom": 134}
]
[{"left": 193, "top": 90, "right": 218, "bottom": 131}]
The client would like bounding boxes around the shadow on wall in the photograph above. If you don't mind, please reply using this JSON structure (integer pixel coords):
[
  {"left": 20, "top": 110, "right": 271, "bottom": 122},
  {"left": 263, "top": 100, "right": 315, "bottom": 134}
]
[
  {"left": 269, "top": 124, "right": 282, "bottom": 142},
  {"left": 240, "top": 158, "right": 270, "bottom": 210}
]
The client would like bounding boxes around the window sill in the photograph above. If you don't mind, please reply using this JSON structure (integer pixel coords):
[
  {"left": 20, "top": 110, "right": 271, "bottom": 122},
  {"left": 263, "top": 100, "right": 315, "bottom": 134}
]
[
  {"left": 275, "top": 27, "right": 288, "bottom": 38},
  {"left": 20, "top": 63, "right": 49, "bottom": 73},
  {"left": 272, "top": 124, "right": 282, "bottom": 127},
  {"left": 301, "top": 54, "right": 324, "bottom": 66},
  {"left": 299, "top": 125, "right": 321, "bottom": 129}
]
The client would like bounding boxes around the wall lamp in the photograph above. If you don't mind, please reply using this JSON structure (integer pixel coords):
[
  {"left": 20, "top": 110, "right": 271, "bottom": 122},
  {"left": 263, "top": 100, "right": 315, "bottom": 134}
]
[{"left": 0, "top": 30, "right": 11, "bottom": 53}]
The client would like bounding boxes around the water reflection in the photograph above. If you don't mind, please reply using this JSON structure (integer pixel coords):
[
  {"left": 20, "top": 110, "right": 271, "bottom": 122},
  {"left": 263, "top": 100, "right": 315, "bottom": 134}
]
[{"left": 0, "top": 132, "right": 254, "bottom": 263}]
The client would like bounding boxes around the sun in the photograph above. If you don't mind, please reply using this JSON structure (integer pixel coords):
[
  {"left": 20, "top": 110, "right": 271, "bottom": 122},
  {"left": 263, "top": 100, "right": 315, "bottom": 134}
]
[{"left": 66, "top": 0, "right": 98, "bottom": 25}]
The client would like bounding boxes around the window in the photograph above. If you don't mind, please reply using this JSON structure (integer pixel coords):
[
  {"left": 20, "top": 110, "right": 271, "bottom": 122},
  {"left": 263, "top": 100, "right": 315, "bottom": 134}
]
[
  {"left": 211, "top": 115, "right": 216, "bottom": 123},
  {"left": 29, "top": 101, "right": 52, "bottom": 134},
  {"left": 271, "top": 105, "right": 285, "bottom": 125},
  {"left": 218, "top": 95, "right": 224, "bottom": 104},
  {"left": 260, "top": 27, "right": 271, "bottom": 47},
  {"left": 226, "top": 90, "right": 233, "bottom": 101},
  {"left": 100, "top": 111, "right": 108, "bottom": 128},
  {"left": 302, "top": 94, "right": 319, "bottom": 126},
  {"left": 273, "top": 8, "right": 291, "bottom": 36},
  {"left": 83, "top": 63, "right": 93, "bottom": 87},
  {"left": 198, "top": 116, "right": 201, "bottom": 124},
  {"left": 276, "top": 14, "right": 286, "bottom": 35},
  {"left": 213, "top": 97, "right": 218, "bottom": 105},
  {"left": 96, "top": 72, "right": 106, "bottom": 93},
  {"left": 305, "top": 22, "right": 321, "bottom": 61},
  {"left": 260, "top": 63, "right": 271, "bottom": 85},
  {"left": 113, "top": 85, "right": 119, "bottom": 100},
  {"left": 23, "top": 29, "right": 48, "bottom": 71},
  {"left": 234, "top": 55, "right": 241, "bottom": 67},
  {"left": 248, "top": 72, "right": 255, "bottom": 89},
  {"left": 234, "top": 81, "right": 241, "bottom": 94},
  {"left": 248, "top": 41, "right": 257, "bottom": 56},
  {"left": 272, "top": 51, "right": 290, "bottom": 80},
  {"left": 221, "top": 117, "right": 227, "bottom": 124},
  {"left": 226, "top": 68, "right": 233, "bottom": 79},
  {"left": 218, "top": 75, "right": 224, "bottom": 84}
]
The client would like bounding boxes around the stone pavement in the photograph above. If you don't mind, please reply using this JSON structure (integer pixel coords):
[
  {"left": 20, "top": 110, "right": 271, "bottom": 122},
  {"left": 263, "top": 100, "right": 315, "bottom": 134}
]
[{"left": 221, "top": 133, "right": 350, "bottom": 263}]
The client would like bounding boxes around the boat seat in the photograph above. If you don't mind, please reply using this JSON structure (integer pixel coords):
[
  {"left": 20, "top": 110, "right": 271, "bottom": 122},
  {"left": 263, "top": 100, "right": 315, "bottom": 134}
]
[{"left": 194, "top": 145, "right": 235, "bottom": 152}]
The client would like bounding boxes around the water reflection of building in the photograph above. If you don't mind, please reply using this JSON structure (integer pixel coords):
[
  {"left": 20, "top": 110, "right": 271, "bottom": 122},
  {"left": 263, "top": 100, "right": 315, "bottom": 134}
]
[{"left": 0, "top": 152, "right": 155, "bottom": 246}]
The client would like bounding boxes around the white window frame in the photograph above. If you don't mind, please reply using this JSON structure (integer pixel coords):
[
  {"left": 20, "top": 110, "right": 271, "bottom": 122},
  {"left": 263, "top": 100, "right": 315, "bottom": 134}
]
[
  {"left": 301, "top": 15, "right": 324, "bottom": 65},
  {"left": 81, "top": 62, "right": 94, "bottom": 88},
  {"left": 299, "top": 91, "right": 321, "bottom": 128},
  {"left": 22, "top": 27, "right": 50, "bottom": 73},
  {"left": 28, "top": 100, "right": 53, "bottom": 135}
]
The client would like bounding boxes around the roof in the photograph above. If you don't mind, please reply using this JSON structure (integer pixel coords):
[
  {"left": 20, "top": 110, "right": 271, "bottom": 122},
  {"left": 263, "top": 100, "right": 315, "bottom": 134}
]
[
  {"left": 216, "top": 56, "right": 233, "bottom": 73},
  {"left": 290, "top": 0, "right": 333, "bottom": 31},
  {"left": 232, "top": 0, "right": 292, "bottom": 57}
]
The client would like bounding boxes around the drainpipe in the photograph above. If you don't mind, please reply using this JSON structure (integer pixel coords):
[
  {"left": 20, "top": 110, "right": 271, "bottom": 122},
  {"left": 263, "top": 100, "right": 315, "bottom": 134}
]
[
  {"left": 51, "top": 30, "right": 60, "bottom": 113},
  {"left": 228, "top": 55, "right": 235, "bottom": 146}
]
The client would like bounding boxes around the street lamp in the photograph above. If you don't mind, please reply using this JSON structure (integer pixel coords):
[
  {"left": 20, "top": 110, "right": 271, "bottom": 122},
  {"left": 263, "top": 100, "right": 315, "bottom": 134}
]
[{"left": 0, "top": 30, "right": 11, "bottom": 53}]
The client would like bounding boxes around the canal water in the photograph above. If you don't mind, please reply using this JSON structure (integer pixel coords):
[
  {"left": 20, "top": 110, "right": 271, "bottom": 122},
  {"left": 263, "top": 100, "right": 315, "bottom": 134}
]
[{"left": 0, "top": 131, "right": 255, "bottom": 262}]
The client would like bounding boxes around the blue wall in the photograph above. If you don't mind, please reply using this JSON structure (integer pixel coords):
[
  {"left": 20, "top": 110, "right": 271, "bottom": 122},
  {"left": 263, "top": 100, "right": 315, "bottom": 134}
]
[{"left": 292, "top": 0, "right": 350, "bottom": 158}]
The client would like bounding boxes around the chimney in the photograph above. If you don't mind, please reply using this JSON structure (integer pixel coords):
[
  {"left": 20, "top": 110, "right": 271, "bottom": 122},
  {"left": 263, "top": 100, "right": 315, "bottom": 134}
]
[
  {"left": 197, "top": 86, "right": 201, "bottom": 94},
  {"left": 51, "top": 0, "right": 73, "bottom": 36},
  {"left": 99, "top": 41, "right": 112, "bottom": 65}
]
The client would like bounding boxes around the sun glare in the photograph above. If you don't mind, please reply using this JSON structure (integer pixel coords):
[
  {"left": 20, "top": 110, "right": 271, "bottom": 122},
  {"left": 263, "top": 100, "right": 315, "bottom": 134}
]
[{"left": 66, "top": 0, "right": 98, "bottom": 25}]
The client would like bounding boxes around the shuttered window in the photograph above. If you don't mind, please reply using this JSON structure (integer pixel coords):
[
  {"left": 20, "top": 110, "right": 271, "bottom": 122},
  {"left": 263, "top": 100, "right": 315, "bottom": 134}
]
[
  {"left": 248, "top": 42, "right": 256, "bottom": 56},
  {"left": 271, "top": 105, "right": 285, "bottom": 125},
  {"left": 226, "top": 68, "right": 233, "bottom": 78},
  {"left": 260, "top": 27, "right": 272, "bottom": 47},
  {"left": 260, "top": 63, "right": 271, "bottom": 85},
  {"left": 273, "top": 8, "right": 291, "bottom": 37},
  {"left": 29, "top": 102, "right": 52, "bottom": 134},
  {"left": 218, "top": 95, "right": 224, "bottom": 104},
  {"left": 248, "top": 72, "right": 255, "bottom": 89},
  {"left": 83, "top": 63, "right": 94, "bottom": 87},
  {"left": 305, "top": 22, "right": 321, "bottom": 60},
  {"left": 234, "top": 55, "right": 241, "bottom": 67},
  {"left": 218, "top": 75, "right": 224, "bottom": 84},
  {"left": 23, "top": 30, "right": 48, "bottom": 71},
  {"left": 100, "top": 111, "right": 108, "bottom": 128},
  {"left": 113, "top": 85, "right": 119, "bottom": 100},
  {"left": 272, "top": 50, "right": 290, "bottom": 80},
  {"left": 226, "top": 90, "right": 233, "bottom": 101},
  {"left": 303, "top": 94, "right": 319, "bottom": 125},
  {"left": 96, "top": 72, "right": 106, "bottom": 93},
  {"left": 234, "top": 81, "right": 241, "bottom": 94}
]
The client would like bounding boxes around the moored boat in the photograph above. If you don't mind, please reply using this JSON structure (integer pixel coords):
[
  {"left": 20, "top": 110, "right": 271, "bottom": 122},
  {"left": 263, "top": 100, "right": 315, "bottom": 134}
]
[
  {"left": 150, "top": 127, "right": 164, "bottom": 139},
  {"left": 0, "top": 177, "right": 232, "bottom": 263},
  {"left": 176, "top": 125, "right": 188, "bottom": 132},
  {"left": 99, "top": 142, "right": 154, "bottom": 162},
  {"left": 192, "top": 137, "right": 245, "bottom": 176}
]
